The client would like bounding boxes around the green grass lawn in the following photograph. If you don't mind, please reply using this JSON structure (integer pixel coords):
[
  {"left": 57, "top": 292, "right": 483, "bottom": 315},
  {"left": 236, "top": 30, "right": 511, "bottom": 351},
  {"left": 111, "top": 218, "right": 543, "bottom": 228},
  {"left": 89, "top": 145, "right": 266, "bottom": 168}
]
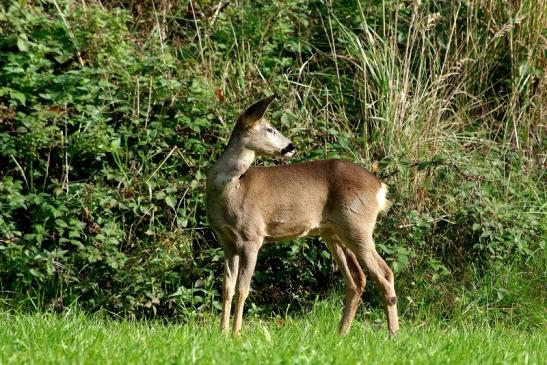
[{"left": 1, "top": 303, "right": 544, "bottom": 365}]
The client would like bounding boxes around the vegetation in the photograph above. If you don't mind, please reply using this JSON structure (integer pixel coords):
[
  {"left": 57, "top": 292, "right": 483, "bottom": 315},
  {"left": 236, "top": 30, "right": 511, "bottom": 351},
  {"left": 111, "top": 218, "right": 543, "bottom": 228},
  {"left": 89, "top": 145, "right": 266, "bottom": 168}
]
[
  {"left": 1, "top": 302, "right": 545, "bottom": 364},
  {"left": 0, "top": 0, "right": 545, "bottom": 336}
]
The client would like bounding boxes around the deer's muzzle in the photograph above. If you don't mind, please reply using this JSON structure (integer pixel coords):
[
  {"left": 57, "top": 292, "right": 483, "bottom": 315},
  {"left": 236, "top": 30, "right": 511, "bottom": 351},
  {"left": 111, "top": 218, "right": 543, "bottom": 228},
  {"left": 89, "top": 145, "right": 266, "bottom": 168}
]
[{"left": 281, "top": 143, "right": 296, "bottom": 157}]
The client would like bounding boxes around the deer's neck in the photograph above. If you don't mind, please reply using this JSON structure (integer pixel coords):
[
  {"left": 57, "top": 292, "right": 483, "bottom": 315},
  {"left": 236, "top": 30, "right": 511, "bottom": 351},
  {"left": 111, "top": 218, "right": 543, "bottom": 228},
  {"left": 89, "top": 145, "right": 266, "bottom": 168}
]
[{"left": 209, "top": 143, "right": 255, "bottom": 192}]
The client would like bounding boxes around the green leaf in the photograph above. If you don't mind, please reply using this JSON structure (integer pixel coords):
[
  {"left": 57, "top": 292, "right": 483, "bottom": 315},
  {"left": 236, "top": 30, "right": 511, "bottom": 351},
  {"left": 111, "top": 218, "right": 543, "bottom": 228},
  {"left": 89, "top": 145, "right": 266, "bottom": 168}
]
[
  {"left": 23, "top": 234, "right": 36, "bottom": 241},
  {"left": 69, "top": 230, "right": 80, "bottom": 238},
  {"left": 17, "top": 36, "right": 29, "bottom": 52},
  {"left": 165, "top": 195, "right": 177, "bottom": 210},
  {"left": 55, "top": 219, "right": 68, "bottom": 228},
  {"left": 29, "top": 269, "right": 42, "bottom": 278},
  {"left": 10, "top": 90, "right": 26, "bottom": 105}
]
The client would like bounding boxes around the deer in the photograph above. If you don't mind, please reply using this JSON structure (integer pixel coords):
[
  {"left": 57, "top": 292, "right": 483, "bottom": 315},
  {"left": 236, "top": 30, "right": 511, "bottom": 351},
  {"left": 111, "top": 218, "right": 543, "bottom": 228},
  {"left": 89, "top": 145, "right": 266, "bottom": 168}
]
[{"left": 206, "top": 94, "right": 399, "bottom": 337}]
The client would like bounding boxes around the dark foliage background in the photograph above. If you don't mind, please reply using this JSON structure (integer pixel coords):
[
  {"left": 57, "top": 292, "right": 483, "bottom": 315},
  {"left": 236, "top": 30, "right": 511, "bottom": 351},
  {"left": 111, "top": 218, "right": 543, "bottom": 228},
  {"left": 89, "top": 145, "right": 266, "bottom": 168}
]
[{"left": 0, "top": 0, "right": 544, "bottom": 325}]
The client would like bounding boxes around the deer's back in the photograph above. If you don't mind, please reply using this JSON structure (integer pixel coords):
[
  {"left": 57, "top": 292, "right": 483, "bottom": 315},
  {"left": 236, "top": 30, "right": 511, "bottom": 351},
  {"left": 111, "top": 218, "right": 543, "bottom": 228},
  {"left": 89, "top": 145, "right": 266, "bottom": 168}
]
[
  {"left": 238, "top": 159, "right": 383, "bottom": 240},
  {"left": 242, "top": 159, "right": 381, "bottom": 197}
]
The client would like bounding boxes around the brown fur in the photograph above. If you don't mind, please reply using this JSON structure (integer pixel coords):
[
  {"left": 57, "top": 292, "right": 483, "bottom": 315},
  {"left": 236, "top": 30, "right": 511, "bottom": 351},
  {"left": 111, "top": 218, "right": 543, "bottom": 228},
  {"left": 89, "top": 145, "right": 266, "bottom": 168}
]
[{"left": 206, "top": 96, "right": 399, "bottom": 336}]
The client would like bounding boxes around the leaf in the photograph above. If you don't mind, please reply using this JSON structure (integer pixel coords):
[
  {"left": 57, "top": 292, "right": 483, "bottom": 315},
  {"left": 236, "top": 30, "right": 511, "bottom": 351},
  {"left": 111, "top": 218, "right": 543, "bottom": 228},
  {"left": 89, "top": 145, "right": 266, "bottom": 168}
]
[
  {"left": 69, "top": 230, "right": 80, "bottom": 238},
  {"left": 23, "top": 234, "right": 36, "bottom": 241},
  {"left": 29, "top": 268, "right": 42, "bottom": 278},
  {"left": 110, "top": 138, "right": 121, "bottom": 149},
  {"left": 10, "top": 90, "right": 26, "bottom": 105},
  {"left": 215, "top": 88, "right": 225, "bottom": 102},
  {"left": 17, "top": 36, "right": 29, "bottom": 52},
  {"left": 55, "top": 219, "right": 68, "bottom": 228},
  {"left": 165, "top": 196, "right": 177, "bottom": 210},
  {"left": 371, "top": 160, "right": 380, "bottom": 173}
]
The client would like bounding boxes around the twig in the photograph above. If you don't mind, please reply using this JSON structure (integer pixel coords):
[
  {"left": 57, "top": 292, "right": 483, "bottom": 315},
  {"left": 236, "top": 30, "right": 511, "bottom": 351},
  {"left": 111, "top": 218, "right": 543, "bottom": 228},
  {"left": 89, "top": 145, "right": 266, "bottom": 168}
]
[
  {"left": 380, "top": 159, "right": 445, "bottom": 179},
  {"left": 63, "top": 117, "right": 70, "bottom": 192},
  {"left": 52, "top": 0, "right": 84, "bottom": 67},
  {"left": 170, "top": 187, "right": 189, "bottom": 229},
  {"left": 189, "top": 1, "right": 205, "bottom": 66},
  {"left": 150, "top": 0, "right": 165, "bottom": 55},
  {"left": 146, "top": 146, "right": 178, "bottom": 183},
  {"left": 10, "top": 155, "right": 29, "bottom": 191},
  {"left": 210, "top": 1, "right": 230, "bottom": 27},
  {"left": 145, "top": 77, "right": 153, "bottom": 129}
]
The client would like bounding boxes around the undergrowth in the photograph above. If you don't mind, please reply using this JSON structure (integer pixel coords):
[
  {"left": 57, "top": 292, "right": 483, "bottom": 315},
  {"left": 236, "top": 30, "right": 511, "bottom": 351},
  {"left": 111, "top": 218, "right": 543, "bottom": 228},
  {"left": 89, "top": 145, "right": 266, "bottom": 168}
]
[{"left": 0, "top": 0, "right": 545, "bottom": 324}]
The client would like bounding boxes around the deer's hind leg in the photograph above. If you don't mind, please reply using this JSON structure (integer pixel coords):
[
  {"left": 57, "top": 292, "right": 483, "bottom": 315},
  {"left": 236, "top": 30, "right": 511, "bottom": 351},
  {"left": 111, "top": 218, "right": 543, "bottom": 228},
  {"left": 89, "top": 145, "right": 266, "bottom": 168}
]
[
  {"left": 323, "top": 233, "right": 366, "bottom": 335},
  {"left": 336, "top": 224, "right": 399, "bottom": 335}
]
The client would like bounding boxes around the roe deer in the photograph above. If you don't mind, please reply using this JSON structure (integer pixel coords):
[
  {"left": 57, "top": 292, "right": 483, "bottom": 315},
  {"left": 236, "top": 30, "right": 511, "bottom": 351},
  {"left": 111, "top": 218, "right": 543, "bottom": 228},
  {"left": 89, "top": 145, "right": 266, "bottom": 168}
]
[{"left": 206, "top": 95, "right": 399, "bottom": 336}]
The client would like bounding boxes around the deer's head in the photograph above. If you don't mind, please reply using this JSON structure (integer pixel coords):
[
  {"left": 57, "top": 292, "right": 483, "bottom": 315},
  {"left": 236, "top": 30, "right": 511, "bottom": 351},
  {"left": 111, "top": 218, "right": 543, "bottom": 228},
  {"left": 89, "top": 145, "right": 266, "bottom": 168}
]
[{"left": 231, "top": 95, "right": 295, "bottom": 158}]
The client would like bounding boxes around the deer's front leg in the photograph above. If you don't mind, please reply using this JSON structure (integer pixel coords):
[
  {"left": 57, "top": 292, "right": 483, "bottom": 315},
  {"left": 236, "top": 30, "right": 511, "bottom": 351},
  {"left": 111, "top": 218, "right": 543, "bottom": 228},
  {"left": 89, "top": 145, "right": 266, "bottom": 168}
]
[
  {"left": 220, "top": 244, "right": 239, "bottom": 333},
  {"left": 232, "top": 243, "right": 261, "bottom": 336}
]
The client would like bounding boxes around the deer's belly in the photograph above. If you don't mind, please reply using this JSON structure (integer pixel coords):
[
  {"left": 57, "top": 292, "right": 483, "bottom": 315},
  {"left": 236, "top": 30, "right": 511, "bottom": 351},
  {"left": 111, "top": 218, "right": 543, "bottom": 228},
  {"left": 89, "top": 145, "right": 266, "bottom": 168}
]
[{"left": 265, "top": 216, "right": 327, "bottom": 241}]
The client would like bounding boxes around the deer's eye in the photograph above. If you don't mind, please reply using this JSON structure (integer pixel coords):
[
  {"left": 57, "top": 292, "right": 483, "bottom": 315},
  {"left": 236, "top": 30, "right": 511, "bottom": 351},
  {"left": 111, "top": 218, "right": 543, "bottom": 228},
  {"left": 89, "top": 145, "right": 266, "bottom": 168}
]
[{"left": 266, "top": 127, "right": 274, "bottom": 134}]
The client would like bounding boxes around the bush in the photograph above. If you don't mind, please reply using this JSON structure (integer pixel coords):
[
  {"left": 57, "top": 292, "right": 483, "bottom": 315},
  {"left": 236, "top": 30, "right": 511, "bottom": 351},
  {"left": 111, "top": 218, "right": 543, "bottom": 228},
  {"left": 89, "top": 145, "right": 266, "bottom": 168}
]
[{"left": 0, "top": 0, "right": 544, "bottom": 321}]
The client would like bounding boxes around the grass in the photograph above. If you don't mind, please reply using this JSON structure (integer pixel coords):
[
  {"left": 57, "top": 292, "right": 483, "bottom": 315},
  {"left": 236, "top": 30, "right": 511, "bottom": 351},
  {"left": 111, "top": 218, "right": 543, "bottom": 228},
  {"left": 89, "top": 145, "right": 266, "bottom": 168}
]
[{"left": 1, "top": 302, "right": 545, "bottom": 365}]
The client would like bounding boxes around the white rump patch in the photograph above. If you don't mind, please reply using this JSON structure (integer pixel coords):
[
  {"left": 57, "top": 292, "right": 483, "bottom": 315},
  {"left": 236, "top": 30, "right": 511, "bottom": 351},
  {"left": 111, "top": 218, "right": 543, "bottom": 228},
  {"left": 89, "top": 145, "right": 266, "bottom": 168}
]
[{"left": 376, "top": 183, "right": 390, "bottom": 212}]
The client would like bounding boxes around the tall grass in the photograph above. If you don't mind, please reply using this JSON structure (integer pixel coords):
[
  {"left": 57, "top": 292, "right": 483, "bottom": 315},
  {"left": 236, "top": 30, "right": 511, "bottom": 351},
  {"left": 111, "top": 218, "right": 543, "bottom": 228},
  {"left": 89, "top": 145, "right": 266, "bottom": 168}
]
[{"left": 187, "top": 0, "right": 545, "bottom": 200}]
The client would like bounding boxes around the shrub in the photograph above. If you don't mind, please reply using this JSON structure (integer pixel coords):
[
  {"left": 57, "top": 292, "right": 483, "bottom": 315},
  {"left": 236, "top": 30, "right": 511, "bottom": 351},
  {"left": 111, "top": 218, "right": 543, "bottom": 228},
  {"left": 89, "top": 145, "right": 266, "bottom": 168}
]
[{"left": 0, "top": 0, "right": 544, "bottom": 320}]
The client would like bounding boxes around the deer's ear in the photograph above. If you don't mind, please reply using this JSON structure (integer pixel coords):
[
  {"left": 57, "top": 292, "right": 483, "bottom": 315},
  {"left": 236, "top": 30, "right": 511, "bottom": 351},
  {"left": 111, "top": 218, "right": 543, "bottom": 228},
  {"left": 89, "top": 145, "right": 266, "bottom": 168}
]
[{"left": 240, "top": 94, "right": 277, "bottom": 127}]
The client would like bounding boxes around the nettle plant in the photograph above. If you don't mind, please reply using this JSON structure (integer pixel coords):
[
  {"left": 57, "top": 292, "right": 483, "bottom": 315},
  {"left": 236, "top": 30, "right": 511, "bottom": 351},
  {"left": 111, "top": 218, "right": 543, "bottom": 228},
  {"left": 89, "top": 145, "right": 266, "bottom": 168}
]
[
  {"left": 0, "top": 2, "right": 217, "bottom": 315},
  {"left": 0, "top": 0, "right": 544, "bottom": 320}
]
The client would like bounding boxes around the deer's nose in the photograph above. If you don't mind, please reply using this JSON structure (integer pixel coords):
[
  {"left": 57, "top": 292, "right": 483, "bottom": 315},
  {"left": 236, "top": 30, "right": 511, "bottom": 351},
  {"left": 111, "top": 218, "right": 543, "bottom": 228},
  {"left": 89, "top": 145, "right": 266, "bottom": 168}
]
[{"left": 281, "top": 143, "right": 296, "bottom": 156}]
